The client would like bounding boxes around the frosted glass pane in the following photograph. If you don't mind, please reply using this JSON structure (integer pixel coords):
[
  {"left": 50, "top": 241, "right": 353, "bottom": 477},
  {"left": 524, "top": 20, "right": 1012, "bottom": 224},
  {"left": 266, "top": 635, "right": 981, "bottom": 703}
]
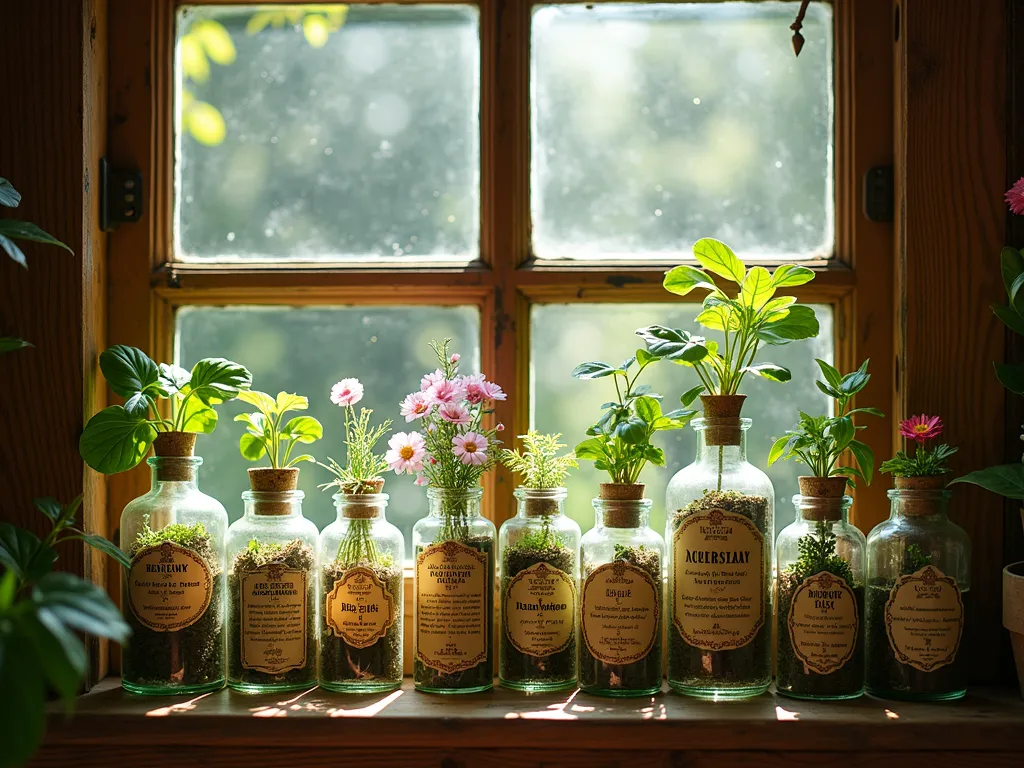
[
  {"left": 175, "top": 306, "right": 480, "bottom": 546},
  {"left": 532, "top": 2, "right": 834, "bottom": 260},
  {"left": 531, "top": 304, "right": 833, "bottom": 537},
  {"left": 175, "top": 5, "right": 479, "bottom": 261}
]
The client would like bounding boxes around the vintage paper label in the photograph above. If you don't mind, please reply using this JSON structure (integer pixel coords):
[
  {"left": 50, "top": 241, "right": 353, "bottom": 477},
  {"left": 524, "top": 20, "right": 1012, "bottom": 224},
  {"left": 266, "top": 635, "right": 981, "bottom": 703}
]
[
  {"left": 672, "top": 508, "right": 765, "bottom": 651},
  {"left": 787, "top": 571, "right": 859, "bottom": 675},
  {"left": 240, "top": 564, "right": 308, "bottom": 674},
  {"left": 885, "top": 565, "right": 964, "bottom": 672},
  {"left": 415, "top": 540, "right": 489, "bottom": 674},
  {"left": 503, "top": 562, "right": 576, "bottom": 657},
  {"left": 127, "top": 542, "right": 213, "bottom": 632},
  {"left": 581, "top": 561, "right": 659, "bottom": 664},
  {"left": 325, "top": 566, "right": 397, "bottom": 649}
]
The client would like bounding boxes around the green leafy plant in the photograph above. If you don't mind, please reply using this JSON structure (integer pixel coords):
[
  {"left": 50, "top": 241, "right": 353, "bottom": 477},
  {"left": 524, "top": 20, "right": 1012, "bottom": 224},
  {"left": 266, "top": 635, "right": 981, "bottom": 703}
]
[
  {"left": 784, "top": 520, "right": 856, "bottom": 586},
  {"left": 881, "top": 415, "right": 958, "bottom": 477},
  {"left": 572, "top": 351, "right": 695, "bottom": 484},
  {"left": 235, "top": 390, "right": 323, "bottom": 468},
  {"left": 79, "top": 346, "right": 252, "bottom": 474},
  {"left": 319, "top": 377, "right": 392, "bottom": 494},
  {"left": 0, "top": 497, "right": 131, "bottom": 768},
  {"left": 636, "top": 237, "right": 819, "bottom": 396},
  {"left": 499, "top": 431, "right": 578, "bottom": 488},
  {"left": 768, "top": 359, "right": 882, "bottom": 486}
]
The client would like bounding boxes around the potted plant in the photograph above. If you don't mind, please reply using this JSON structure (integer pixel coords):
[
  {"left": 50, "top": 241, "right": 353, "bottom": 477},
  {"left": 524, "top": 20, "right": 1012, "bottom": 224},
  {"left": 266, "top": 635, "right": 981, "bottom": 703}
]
[
  {"left": 317, "top": 379, "right": 404, "bottom": 693},
  {"left": 866, "top": 417, "right": 968, "bottom": 701},
  {"left": 497, "top": 431, "right": 580, "bottom": 692},
  {"left": 571, "top": 350, "right": 688, "bottom": 696},
  {"left": 79, "top": 345, "right": 251, "bottom": 695},
  {"left": 400, "top": 340, "right": 505, "bottom": 693},
  {"left": 636, "top": 237, "right": 819, "bottom": 699},
  {"left": 768, "top": 359, "right": 881, "bottom": 700}
]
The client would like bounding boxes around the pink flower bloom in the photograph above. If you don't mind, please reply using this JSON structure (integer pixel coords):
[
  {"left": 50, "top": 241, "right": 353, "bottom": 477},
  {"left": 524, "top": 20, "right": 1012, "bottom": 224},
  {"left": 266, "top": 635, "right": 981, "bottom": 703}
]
[
  {"left": 496, "top": 423, "right": 505, "bottom": 432},
  {"left": 899, "top": 414, "right": 943, "bottom": 444},
  {"left": 458, "top": 373, "right": 505, "bottom": 404},
  {"left": 385, "top": 432, "right": 426, "bottom": 474},
  {"left": 420, "top": 369, "right": 446, "bottom": 392},
  {"left": 426, "top": 378, "right": 465, "bottom": 405},
  {"left": 481, "top": 380, "right": 506, "bottom": 401},
  {"left": 1007, "top": 177, "right": 1024, "bottom": 215},
  {"left": 451, "top": 353, "right": 461, "bottom": 363},
  {"left": 330, "top": 378, "right": 364, "bottom": 407},
  {"left": 438, "top": 401, "right": 471, "bottom": 425},
  {"left": 452, "top": 431, "right": 489, "bottom": 466},
  {"left": 400, "top": 392, "right": 431, "bottom": 422},
  {"left": 414, "top": 473, "right": 428, "bottom": 487}
]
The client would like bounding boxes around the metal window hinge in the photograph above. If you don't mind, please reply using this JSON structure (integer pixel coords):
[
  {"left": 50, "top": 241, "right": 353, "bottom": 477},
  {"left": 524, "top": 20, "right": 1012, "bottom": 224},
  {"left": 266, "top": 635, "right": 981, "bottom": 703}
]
[
  {"left": 864, "top": 166, "right": 894, "bottom": 223},
  {"left": 100, "top": 157, "right": 143, "bottom": 232}
]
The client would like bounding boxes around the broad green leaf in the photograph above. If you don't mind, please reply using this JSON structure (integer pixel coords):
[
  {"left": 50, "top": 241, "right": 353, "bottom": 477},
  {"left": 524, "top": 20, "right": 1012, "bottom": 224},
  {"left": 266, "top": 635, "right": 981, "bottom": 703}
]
[
  {"left": 33, "top": 497, "right": 62, "bottom": 524},
  {"left": 756, "top": 305, "right": 820, "bottom": 344},
  {"left": 123, "top": 392, "right": 153, "bottom": 419},
  {"left": 67, "top": 533, "right": 132, "bottom": 570},
  {"left": 188, "top": 358, "right": 252, "bottom": 404},
  {"left": 1001, "top": 246, "right": 1024, "bottom": 296},
  {"left": 0, "top": 178, "right": 21, "bottom": 207},
  {"left": 993, "top": 303, "right": 1024, "bottom": 336},
  {"left": 179, "top": 396, "right": 218, "bottom": 434},
  {"left": 742, "top": 363, "right": 791, "bottom": 382},
  {"left": 760, "top": 295, "right": 797, "bottom": 323},
  {"left": 238, "top": 389, "right": 277, "bottom": 415},
  {"left": 240, "top": 433, "right": 268, "bottom": 461},
  {"left": 634, "top": 396, "right": 661, "bottom": 423},
  {"left": 635, "top": 325, "right": 709, "bottom": 363},
  {"left": 643, "top": 445, "right": 666, "bottom": 466},
  {"left": 839, "top": 368, "right": 871, "bottom": 394},
  {"left": 815, "top": 359, "right": 843, "bottom": 389},
  {"left": 0, "top": 219, "right": 72, "bottom": 253},
  {"left": 275, "top": 391, "right": 309, "bottom": 414},
  {"left": 31, "top": 572, "right": 130, "bottom": 644},
  {"left": 816, "top": 380, "right": 842, "bottom": 399},
  {"left": 662, "top": 264, "right": 716, "bottom": 297},
  {"left": 635, "top": 348, "right": 656, "bottom": 368},
  {"left": 79, "top": 406, "right": 157, "bottom": 474},
  {"left": 157, "top": 363, "right": 191, "bottom": 395},
  {"left": 21, "top": 612, "right": 85, "bottom": 706},
  {"left": 681, "top": 385, "right": 705, "bottom": 407},
  {"left": 571, "top": 361, "right": 624, "bottom": 379},
  {"left": 772, "top": 264, "right": 815, "bottom": 288},
  {"left": 951, "top": 463, "right": 1024, "bottom": 499},
  {"left": 0, "top": 337, "right": 31, "bottom": 354},
  {"left": 995, "top": 362, "right": 1024, "bottom": 395},
  {"left": 281, "top": 416, "right": 323, "bottom": 443},
  {"left": 614, "top": 417, "right": 648, "bottom": 445},
  {"left": 99, "top": 345, "right": 159, "bottom": 399},
  {"left": 847, "top": 439, "right": 875, "bottom": 486},
  {"left": 573, "top": 437, "right": 607, "bottom": 461},
  {"left": 0, "top": 233, "right": 26, "bottom": 267},
  {"left": 741, "top": 266, "right": 775, "bottom": 309},
  {"left": 828, "top": 416, "right": 855, "bottom": 451},
  {"left": 0, "top": 634, "right": 47, "bottom": 768},
  {"left": 0, "top": 523, "right": 50, "bottom": 581},
  {"left": 192, "top": 19, "right": 236, "bottom": 65},
  {"left": 768, "top": 434, "right": 794, "bottom": 466},
  {"left": 696, "top": 304, "right": 741, "bottom": 332},
  {"left": 692, "top": 238, "right": 745, "bottom": 284},
  {"left": 234, "top": 411, "right": 268, "bottom": 436}
]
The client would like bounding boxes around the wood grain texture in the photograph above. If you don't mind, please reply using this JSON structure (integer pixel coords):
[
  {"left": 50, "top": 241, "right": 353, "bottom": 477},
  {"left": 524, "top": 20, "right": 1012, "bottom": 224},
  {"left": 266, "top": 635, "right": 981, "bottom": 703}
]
[{"left": 895, "top": 0, "right": 1007, "bottom": 684}]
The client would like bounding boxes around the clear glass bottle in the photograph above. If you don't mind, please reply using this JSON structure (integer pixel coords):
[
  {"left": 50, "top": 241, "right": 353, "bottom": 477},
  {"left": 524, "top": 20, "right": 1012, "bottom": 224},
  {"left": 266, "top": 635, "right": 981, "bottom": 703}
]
[
  {"left": 120, "top": 450, "right": 227, "bottom": 695},
  {"left": 776, "top": 491, "right": 865, "bottom": 700},
  {"left": 865, "top": 479, "right": 970, "bottom": 701},
  {"left": 498, "top": 487, "right": 581, "bottom": 692},
  {"left": 226, "top": 490, "right": 318, "bottom": 693},
  {"left": 665, "top": 403, "right": 774, "bottom": 699},
  {"left": 579, "top": 490, "right": 664, "bottom": 697},
  {"left": 412, "top": 487, "right": 495, "bottom": 693},
  {"left": 319, "top": 492, "right": 404, "bottom": 693}
]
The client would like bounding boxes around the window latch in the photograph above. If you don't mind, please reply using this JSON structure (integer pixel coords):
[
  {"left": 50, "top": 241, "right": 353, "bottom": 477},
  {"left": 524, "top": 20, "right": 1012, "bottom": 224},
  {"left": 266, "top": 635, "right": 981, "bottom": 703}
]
[
  {"left": 863, "top": 165, "right": 894, "bottom": 223},
  {"left": 100, "top": 157, "right": 143, "bottom": 232}
]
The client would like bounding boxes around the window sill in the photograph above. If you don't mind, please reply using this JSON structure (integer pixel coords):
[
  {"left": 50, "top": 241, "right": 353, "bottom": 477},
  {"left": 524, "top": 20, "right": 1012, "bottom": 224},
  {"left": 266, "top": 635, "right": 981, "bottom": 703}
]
[{"left": 37, "top": 679, "right": 1024, "bottom": 766}]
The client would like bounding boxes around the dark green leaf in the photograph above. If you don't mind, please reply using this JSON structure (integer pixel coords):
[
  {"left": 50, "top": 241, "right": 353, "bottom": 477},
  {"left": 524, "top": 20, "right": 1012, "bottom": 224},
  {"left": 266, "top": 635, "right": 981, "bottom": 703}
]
[
  {"left": 66, "top": 533, "right": 131, "bottom": 570},
  {"left": 634, "top": 325, "right": 708, "bottom": 363},
  {"left": 0, "top": 233, "right": 26, "bottom": 267},
  {"left": 0, "top": 178, "right": 21, "bottom": 207},
  {"left": 995, "top": 362, "right": 1024, "bottom": 395},
  {"left": 1001, "top": 246, "right": 1024, "bottom": 297},
  {"left": 187, "top": 358, "right": 252, "bottom": 404},
  {"left": 0, "top": 337, "right": 31, "bottom": 354},
  {"left": 951, "top": 463, "right": 1024, "bottom": 499},
  {"left": 742, "top": 363, "right": 791, "bottom": 382},
  {"left": 847, "top": 439, "right": 875, "bottom": 485},
  {"left": 79, "top": 405, "right": 157, "bottom": 474},
  {"left": 993, "top": 303, "right": 1024, "bottom": 336},
  {"left": 847, "top": 406, "right": 885, "bottom": 418},
  {"left": 614, "top": 417, "right": 648, "bottom": 445},
  {"left": 100, "top": 345, "right": 159, "bottom": 400},
  {"left": 571, "top": 361, "right": 622, "bottom": 379},
  {"left": 643, "top": 445, "right": 666, "bottom": 466},
  {"left": 0, "top": 523, "right": 55, "bottom": 582},
  {"left": 756, "top": 305, "right": 820, "bottom": 345},
  {"left": 815, "top": 359, "right": 843, "bottom": 389},
  {"left": 0, "top": 219, "right": 71, "bottom": 252},
  {"left": 828, "top": 416, "right": 855, "bottom": 451},
  {"left": 0, "top": 633, "right": 47, "bottom": 768},
  {"left": 21, "top": 611, "right": 86, "bottom": 706},
  {"left": 32, "top": 572, "right": 130, "bottom": 644},
  {"left": 680, "top": 385, "right": 705, "bottom": 407},
  {"left": 124, "top": 391, "right": 153, "bottom": 419},
  {"left": 33, "top": 497, "right": 62, "bottom": 524},
  {"left": 156, "top": 363, "right": 191, "bottom": 395},
  {"left": 1010, "top": 272, "right": 1024, "bottom": 312},
  {"left": 816, "top": 380, "right": 842, "bottom": 399},
  {"left": 662, "top": 264, "right": 716, "bottom": 296}
]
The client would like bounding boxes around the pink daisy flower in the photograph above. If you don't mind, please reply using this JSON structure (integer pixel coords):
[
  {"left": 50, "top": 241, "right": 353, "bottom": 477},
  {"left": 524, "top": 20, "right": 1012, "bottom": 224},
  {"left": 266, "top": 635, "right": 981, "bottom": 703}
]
[
  {"left": 451, "top": 353, "right": 461, "bottom": 363},
  {"left": 452, "top": 431, "right": 489, "bottom": 466},
  {"left": 414, "top": 473, "right": 428, "bottom": 487},
  {"left": 385, "top": 432, "right": 426, "bottom": 474},
  {"left": 459, "top": 374, "right": 506, "bottom": 404},
  {"left": 438, "top": 401, "right": 471, "bottom": 425},
  {"left": 1007, "top": 177, "right": 1024, "bottom": 215},
  {"left": 899, "top": 414, "right": 943, "bottom": 444},
  {"left": 330, "top": 378, "right": 363, "bottom": 407},
  {"left": 400, "top": 392, "right": 431, "bottom": 422},
  {"left": 426, "top": 378, "right": 465, "bottom": 405},
  {"left": 480, "top": 379, "right": 506, "bottom": 401},
  {"left": 420, "top": 369, "right": 446, "bottom": 392}
]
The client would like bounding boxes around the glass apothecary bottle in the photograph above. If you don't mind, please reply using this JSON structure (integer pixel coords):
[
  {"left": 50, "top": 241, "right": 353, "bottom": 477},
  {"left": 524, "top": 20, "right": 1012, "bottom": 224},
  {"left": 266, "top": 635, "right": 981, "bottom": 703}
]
[
  {"left": 226, "top": 483, "right": 318, "bottom": 693},
  {"left": 412, "top": 487, "right": 495, "bottom": 693},
  {"left": 120, "top": 433, "right": 227, "bottom": 695},
  {"left": 865, "top": 477, "right": 969, "bottom": 701},
  {"left": 319, "top": 491, "right": 404, "bottom": 693},
  {"left": 579, "top": 485, "right": 664, "bottom": 697},
  {"left": 498, "top": 487, "right": 581, "bottom": 692},
  {"left": 665, "top": 396, "right": 773, "bottom": 699},
  {"left": 775, "top": 479, "right": 865, "bottom": 700}
]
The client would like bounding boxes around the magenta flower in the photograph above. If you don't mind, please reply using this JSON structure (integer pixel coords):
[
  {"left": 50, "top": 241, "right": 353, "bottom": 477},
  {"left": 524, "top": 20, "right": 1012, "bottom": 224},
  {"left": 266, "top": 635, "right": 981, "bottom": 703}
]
[
  {"left": 425, "top": 378, "right": 465, "bottom": 405},
  {"left": 899, "top": 414, "right": 943, "bottom": 444},
  {"left": 420, "top": 369, "right": 446, "bottom": 392},
  {"left": 400, "top": 392, "right": 431, "bottom": 422},
  {"left": 452, "top": 431, "right": 488, "bottom": 466},
  {"left": 438, "top": 401, "right": 471, "bottom": 425},
  {"left": 330, "top": 378, "right": 364, "bottom": 407},
  {"left": 385, "top": 431, "right": 426, "bottom": 474},
  {"left": 496, "top": 422, "right": 505, "bottom": 432},
  {"left": 1007, "top": 177, "right": 1024, "bottom": 215}
]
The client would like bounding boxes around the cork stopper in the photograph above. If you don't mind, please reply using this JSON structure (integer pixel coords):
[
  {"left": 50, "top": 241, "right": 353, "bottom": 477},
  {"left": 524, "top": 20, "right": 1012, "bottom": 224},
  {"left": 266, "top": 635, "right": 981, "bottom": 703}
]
[
  {"left": 894, "top": 475, "right": 948, "bottom": 516},
  {"left": 599, "top": 484, "right": 645, "bottom": 527},
  {"left": 153, "top": 431, "right": 196, "bottom": 457},
  {"left": 341, "top": 479, "right": 386, "bottom": 519},
  {"left": 797, "top": 477, "right": 849, "bottom": 521},
  {"left": 248, "top": 468, "right": 300, "bottom": 515},
  {"left": 701, "top": 395, "right": 745, "bottom": 446},
  {"left": 523, "top": 498, "right": 559, "bottom": 517},
  {"left": 151, "top": 432, "right": 198, "bottom": 481}
]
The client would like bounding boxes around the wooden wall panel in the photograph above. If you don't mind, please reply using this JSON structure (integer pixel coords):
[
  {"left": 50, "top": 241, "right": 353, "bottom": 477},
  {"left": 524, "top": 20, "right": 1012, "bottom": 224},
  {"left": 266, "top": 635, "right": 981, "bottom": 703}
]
[{"left": 894, "top": 0, "right": 1007, "bottom": 683}]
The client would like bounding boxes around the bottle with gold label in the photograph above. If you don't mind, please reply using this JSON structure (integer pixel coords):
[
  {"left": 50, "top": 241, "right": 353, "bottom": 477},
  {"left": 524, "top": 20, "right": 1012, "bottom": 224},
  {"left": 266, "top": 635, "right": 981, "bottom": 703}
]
[
  {"left": 665, "top": 396, "right": 774, "bottom": 699},
  {"left": 775, "top": 479, "right": 865, "bottom": 700},
  {"left": 120, "top": 433, "right": 229, "bottom": 695},
  {"left": 865, "top": 477, "right": 970, "bottom": 700},
  {"left": 226, "top": 468, "right": 318, "bottom": 693},
  {"left": 319, "top": 489, "right": 404, "bottom": 693},
  {"left": 498, "top": 486, "right": 581, "bottom": 692},
  {"left": 579, "top": 485, "right": 664, "bottom": 697}
]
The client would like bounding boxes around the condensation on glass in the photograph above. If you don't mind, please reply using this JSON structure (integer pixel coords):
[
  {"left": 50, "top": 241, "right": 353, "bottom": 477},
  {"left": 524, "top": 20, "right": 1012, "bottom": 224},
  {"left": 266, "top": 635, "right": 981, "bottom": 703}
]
[
  {"left": 529, "top": 303, "right": 834, "bottom": 537},
  {"left": 531, "top": 2, "right": 834, "bottom": 261},
  {"left": 174, "top": 5, "right": 480, "bottom": 262},
  {"left": 174, "top": 305, "right": 480, "bottom": 546}
]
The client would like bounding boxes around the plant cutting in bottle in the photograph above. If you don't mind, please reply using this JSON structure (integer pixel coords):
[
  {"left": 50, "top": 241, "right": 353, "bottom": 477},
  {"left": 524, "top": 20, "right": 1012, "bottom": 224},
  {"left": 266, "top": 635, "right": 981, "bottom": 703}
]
[
  {"left": 320, "top": 377, "right": 391, "bottom": 495},
  {"left": 880, "top": 415, "right": 957, "bottom": 477},
  {"left": 234, "top": 390, "right": 323, "bottom": 469},
  {"left": 80, "top": 345, "right": 252, "bottom": 474},
  {"left": 499, "top": 431, "right": 577, "bottom": 490}
]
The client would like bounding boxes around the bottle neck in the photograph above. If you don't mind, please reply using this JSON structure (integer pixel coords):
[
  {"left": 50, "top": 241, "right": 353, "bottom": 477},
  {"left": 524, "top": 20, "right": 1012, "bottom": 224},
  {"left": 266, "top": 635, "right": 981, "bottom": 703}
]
[
  {"left": 243, "top": 490, "right": 304, "bottom": 518},
  {"left": 427, "top": 487, "right": 483, "bottom": 517},
  {"left": 149, "top": 456, "right": 201, "bottom": 486},
  {"left": 514, "top": 487, "right": 567, "bottom": 518},
  {"left": 889, "top": 488, "right": 951, "bottom": 519},
  {"left": 694, "top": 417, "right": 751, "bottom": 463},
  {"left": 792, "top": 494, "right": 852, "bottom": 523},
  {"left": 593, "top": 498, "right": 652, "bottom": 529},
  {"left": 334, "top": 492, "right": 389, "bottom": 521}
]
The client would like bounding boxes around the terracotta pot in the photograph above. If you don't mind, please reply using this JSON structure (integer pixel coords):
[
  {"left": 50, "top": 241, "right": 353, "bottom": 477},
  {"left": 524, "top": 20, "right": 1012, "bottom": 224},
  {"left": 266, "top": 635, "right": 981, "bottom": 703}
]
[
  {"left": 700, "top": 395, "right": 745, "bottom": 447},
  {"left": 1003, "top": 561, "right": 1024, "bottom": 699}
]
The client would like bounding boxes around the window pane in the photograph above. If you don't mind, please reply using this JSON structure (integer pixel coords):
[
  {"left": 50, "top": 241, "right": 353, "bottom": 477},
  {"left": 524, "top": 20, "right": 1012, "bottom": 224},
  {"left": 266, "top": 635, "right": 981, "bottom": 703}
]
[
  {"left": 175, "top": 5, "right": 480, "bottom": 262},
  {"left": 531, "top": 2, "right": 833, "bottom": 260},
  {"left": 531, "top": 304, "right": 833, "bottom": 537},
  {"left": 175, "top": 306, "right": 480, "bottom": 548}
]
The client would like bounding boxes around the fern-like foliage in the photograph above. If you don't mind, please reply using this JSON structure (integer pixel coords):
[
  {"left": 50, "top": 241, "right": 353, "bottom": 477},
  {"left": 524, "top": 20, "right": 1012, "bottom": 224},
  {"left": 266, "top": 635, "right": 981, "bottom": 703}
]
[
  {"left": 785, "top": 520, "right": 855, "bottom": 586},
  {"left": 499, "top": 431, "right": 578, "bottom": 488},
  {"left": 903, "top": 543, "right": 932, "bottom": 574},
  {"left": 320, "top": 407, "right": 391, "bottom": 494}
]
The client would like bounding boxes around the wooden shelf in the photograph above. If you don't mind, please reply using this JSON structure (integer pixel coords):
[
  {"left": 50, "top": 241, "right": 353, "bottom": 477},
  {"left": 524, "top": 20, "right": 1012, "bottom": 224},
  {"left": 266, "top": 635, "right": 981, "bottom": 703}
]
[{"left": 36, "top": 679, "right": 1024, "bottom": 767}]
